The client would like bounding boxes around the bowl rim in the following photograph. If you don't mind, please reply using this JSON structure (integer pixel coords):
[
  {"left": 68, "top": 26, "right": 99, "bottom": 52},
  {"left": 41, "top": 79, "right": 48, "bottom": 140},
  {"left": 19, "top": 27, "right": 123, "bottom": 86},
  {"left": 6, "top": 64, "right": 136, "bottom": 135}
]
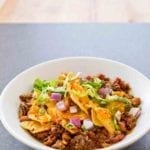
[{"left": 0, "top": 56, "right": 150, "bottom": 150}]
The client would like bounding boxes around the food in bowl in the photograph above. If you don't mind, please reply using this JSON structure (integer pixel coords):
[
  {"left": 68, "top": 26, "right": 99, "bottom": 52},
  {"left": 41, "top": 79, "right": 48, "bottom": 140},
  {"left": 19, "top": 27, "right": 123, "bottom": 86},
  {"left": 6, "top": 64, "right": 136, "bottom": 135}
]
[{"left": 18, "top": 72, "right": 141, "bottom": 150}]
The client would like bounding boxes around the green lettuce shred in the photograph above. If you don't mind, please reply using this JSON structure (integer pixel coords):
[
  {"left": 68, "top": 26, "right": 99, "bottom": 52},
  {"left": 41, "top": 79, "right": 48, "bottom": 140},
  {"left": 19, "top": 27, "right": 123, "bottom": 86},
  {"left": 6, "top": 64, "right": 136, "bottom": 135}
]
[
  {"left": 83, "top": 77, "right": 104, "bottom": 89},
  {"left": 34, "top": 78, "right": 58, "bottom": 91},
  {"left": 113, "top": 117, "right": 120, "bottom": 131}
]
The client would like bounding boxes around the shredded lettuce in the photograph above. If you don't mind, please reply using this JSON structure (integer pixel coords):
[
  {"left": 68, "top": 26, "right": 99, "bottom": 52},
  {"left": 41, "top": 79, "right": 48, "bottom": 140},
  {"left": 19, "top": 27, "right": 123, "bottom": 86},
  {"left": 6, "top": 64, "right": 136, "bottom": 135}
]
[
  {"left": 82, "top": 82, "right": 105, "bottom": 105},
  {"left": 82, "top": 82, "right": 131, "bottom": 109},
  {"left": 113, "top": 117, "right": 120, "bottom": 131},
  {"left": 47, "top": 86, "right": 65, "bottom": 93},
  {"left": 36, "top": 86, "right": 65, "bottom": 104},
  {"left": 81, "top": 77, "right": 105, "bottom": 104},
  {"left": 34, "top": 78, "right": 58, "bottom": 91},
  {"left": 83, "top": 77, "right": 104, "bottom": 89},
  {"left": 37, "top": 91, "right": 49, "bottom": 104},
  {"left": 34, "top": 78, "right": 65, "bottom": 104},
  {"left": 49, "top": 80, "right": 58, "bottom": 87}
]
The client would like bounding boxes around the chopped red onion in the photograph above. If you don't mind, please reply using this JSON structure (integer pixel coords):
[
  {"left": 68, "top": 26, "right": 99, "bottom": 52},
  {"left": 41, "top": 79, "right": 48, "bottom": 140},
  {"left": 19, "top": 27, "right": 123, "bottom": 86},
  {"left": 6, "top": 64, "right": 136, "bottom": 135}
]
[
  {"left": 83, "top": 119, "right": 93, "bottom": 130},
  {"left": 129, "top": 107, "right": 141, "bottom": 118},
  {"left": 56, "top": 100, "right": 67, "bottom": 111},
  {"left": 69, "top": 106, "right": 78, "bottom": 113},
  {"left": 70, "top": 118, "right": 81, "bottom": 128},
  {"left": 51, "top": 93, "right": 61, "bottom": 101},
  {"left": 99, "top": 87, "right": 112, "bottom": 98}
]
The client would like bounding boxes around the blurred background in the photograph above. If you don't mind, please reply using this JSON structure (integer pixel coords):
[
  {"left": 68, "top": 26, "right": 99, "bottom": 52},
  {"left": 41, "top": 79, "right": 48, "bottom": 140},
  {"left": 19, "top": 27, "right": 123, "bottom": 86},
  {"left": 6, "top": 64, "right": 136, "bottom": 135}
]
[{"left": 0, "top": 0, "right": 150, "bottom": 22}]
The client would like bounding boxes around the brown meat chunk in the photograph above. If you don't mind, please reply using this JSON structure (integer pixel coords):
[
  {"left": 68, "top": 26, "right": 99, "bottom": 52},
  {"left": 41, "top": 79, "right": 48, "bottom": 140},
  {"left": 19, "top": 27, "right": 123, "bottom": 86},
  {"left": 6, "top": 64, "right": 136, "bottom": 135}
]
[
  {"left": 109, "top": 133, "right": 125, "bottom": 143},
  {"left": 87, "top": 130, "right": 95, "bottom": 139},
  {"left": 126, "top": 116, "right": 136, "bottom": 130},
  {"left": 86, "top": 127, "right": 111, "bottom": 148},
  {"left": 50, "top": 124, "right": 65, "bottom": 138},
  {"left": 98, "top": 74, "right": 110, "bottom": 81},
  {"left": 43, "top": 134, "right": 56, "bottom": 146},
  {"left": 18, "top": 103, "right": 29, "bottom": 117},
  {"left": 33, "top": 130, "right": 49, "bottom": 140},
  {"left": 69, "top": 135, "right": 94, "bottom": 150},
  {"left": 131, "top": 97, "right": 141, "bottom": 106},
  {"left": 62, "top": 132, "right": 71, "bottom": 142},
  {"left": 86, "top": 76, "right": 93, "bottom": 81},
  {"left": 121, "top": 114, "right": 136, "bottom": 130},
  {"left": 118, "top": 121, "right": 127, "bottom": 132},
  {"left": 52, "top": 140, "right": 66, "bottom": 149},
  {"left": 19, "top": 93, "right": 32, "bottom": 103},
  {"left": 42, "top": 124, "right": 69, "bottom": 147},
  {"left": 112, "top": 77, "right": 130, "bottom": 92},
  {"left": 94, "top": 128, "right": 109, "bottom": 147}
]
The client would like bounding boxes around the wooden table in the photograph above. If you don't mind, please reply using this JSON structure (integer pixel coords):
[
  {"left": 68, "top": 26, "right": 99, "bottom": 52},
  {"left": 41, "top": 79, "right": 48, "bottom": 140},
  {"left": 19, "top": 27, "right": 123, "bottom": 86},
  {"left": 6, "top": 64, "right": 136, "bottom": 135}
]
[{"left": 0, "top": 0, "right": 150, "bottom": 22}]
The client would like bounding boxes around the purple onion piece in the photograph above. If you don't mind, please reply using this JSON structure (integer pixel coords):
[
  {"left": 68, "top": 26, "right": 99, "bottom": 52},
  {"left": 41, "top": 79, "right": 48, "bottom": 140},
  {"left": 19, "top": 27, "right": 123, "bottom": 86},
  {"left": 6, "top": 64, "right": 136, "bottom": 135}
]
[
  {"left": 99, "top": 87, "right": 112, "bottom": 98},
  {"left": 70, "top": 118, "right": 81, "bottom": 128},
  {"left": 51, "top": 93, "right": 61, "bottom": 101}
]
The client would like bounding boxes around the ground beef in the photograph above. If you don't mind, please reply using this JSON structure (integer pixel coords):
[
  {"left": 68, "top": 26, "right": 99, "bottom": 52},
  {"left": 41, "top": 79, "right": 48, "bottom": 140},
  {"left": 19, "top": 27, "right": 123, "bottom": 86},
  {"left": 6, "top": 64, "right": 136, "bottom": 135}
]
[
  {"left": 18, "top": 103, "right": 29, "bottom": 117},
  {"left": 118, "top": 121, "right": 127, "bottom": 133},
  {"left": 52, "top": 140, "right": 66, "bottom": 149},
  {"left": 86, "top": 76, "right": 93, "bottom": 81},
  {"left": 69, "top": 134, "right": 94, "bottom": 150},
  {"left": 62, "top": 132, "right": 71, "bottom": 143},
  {"left": 33, "top": 130, "right": 50, "bottom": 140},
  {"left": 19, "top": 93, "right": 32, "bottom": 121},
  {"left": 50, "top": 124, "right": 65, "bottom": 138},
  {"left": 126, "top": 116, "right": 136, "bottom": 130},
  {"left": 42, "top": 124, "right": 71, "bottom": 149},
  {"left": 131, "top": 97, "right": 141, "bottom": 106},
  {"left": 86, "top": 127, "right": 126, "bottom": 148},
  {"left": 98, "top": 74, "right": 110, "bottom": 81},
  {"left": 43, "top": 134, "right": 57, "bottom": 146},
  {"left": 87, "top": 127, "right": 110, "bottom": 148},
  {"left": 19, "top": 93, "right": 32, "bottom": 103},
  {"left": 112, "top": 77, "right": 130, "bottom": 92},
  {"left": 109, "top": 133, "right": 125, "bottom": 143},
  {"left": 121, "top": 114, "right": 137, "bottom": 130}
]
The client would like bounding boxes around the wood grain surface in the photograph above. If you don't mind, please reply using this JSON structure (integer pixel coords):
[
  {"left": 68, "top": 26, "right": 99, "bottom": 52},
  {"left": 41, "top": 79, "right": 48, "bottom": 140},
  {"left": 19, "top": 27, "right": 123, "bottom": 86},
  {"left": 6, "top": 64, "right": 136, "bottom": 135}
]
[{"left": 0, "top": 0, "right": 150, "bottom": 22}]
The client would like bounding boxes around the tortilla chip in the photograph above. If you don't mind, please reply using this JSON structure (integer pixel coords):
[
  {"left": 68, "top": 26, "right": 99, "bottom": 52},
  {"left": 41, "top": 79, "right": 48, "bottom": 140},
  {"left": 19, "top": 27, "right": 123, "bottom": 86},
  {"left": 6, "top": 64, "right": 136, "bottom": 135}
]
[
  {"left": 93, "top": 107, "right": 115, "bottom": 134},
  {"left": 28, "top": 105, "right": 51, "bottom": 123},
  {"left": 21, "top": 121, "right": 51, "bottom": 133}
]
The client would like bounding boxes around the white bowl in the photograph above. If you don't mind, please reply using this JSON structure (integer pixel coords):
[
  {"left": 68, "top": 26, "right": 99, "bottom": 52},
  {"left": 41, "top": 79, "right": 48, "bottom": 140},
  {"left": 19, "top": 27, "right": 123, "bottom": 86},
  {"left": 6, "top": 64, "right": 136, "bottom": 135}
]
[{"left": 0, "top": 57, "right": 150, "bottom": 150}]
